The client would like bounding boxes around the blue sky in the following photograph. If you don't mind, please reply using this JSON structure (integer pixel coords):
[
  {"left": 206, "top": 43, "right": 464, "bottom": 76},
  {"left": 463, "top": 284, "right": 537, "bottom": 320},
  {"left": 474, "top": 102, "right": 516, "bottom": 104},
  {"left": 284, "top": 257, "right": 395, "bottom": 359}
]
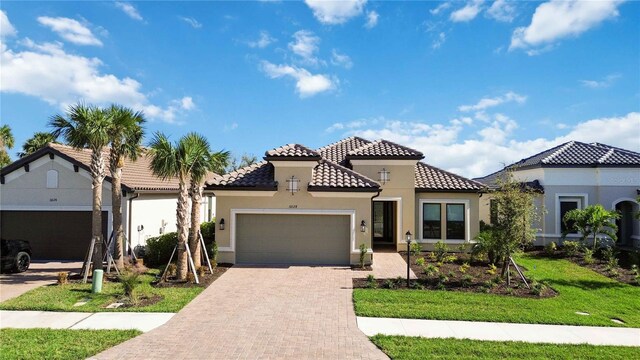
[{"left": 1, "top": 0, "right": 639, "bottom": 178}]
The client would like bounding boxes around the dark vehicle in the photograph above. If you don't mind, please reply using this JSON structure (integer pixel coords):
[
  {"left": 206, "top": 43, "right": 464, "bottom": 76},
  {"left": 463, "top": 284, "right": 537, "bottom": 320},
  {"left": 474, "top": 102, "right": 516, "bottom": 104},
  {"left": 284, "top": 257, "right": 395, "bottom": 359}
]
[{"left": 1, "top": 239, "right": 32, "bottom": 273}]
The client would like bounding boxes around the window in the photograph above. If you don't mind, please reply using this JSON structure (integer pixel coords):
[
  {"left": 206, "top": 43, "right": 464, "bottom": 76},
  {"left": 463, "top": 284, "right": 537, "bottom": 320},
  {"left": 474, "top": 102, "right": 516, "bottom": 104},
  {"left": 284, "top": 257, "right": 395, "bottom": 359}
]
[
  {"left": 422, "top": 203, "right": 441, "bottom": 239},
  {"left": 446, "top": 204, "right": 465, "bottom": 239},
  {"left": 489, "top": 199, "right": 498, "bottom": 224},
  {"left": 560, "top": 200, "right": 579, "bottom": 233},
  {"left": 46, "top": 169, "right": 58, "bottom": 188}
]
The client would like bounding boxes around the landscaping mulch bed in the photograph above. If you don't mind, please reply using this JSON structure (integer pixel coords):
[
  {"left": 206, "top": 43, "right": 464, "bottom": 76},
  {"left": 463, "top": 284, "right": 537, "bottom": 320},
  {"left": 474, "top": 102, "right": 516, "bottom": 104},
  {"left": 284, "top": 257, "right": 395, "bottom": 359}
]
[
  {"left": 108, "top": 294, "right": 163, "bottom": 309},
  {"left": 353, "top": 251, "right": 557, "bottom": 298},
  {"left": 153, "top": 263, "right": 232, "bottom": 288},
  {"left": 351, "top": 265, "right": 373, "bottom": 271}
]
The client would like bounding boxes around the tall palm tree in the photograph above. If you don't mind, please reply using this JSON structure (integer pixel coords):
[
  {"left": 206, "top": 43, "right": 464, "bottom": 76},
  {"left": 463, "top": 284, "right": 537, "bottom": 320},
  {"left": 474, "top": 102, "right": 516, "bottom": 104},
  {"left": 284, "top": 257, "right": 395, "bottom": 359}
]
[
  {"left": 19, "top": 132, "right": 58, "bottom": 157},
  {"left": 148, "top": 132, "right": 209, "bottom": 280},
  {"left": 50, "top": 103, "right": 111, "bottom": 271},
  {"left": 106, "top": 105, "right": 146, "bottom": 268},
  {"left": 0, "top": 124, "right": 15, "bottom": 167},
  {"left": 187, "top": 136, "right": 229, "bottom": 268}
]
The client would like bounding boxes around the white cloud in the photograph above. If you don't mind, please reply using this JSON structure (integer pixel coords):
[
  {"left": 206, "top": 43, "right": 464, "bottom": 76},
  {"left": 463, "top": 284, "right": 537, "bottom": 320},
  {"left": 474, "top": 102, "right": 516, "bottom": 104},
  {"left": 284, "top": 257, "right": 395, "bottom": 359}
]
[
  {"left": 178, "top": 16, "right": 202, "bottom": 28},
  {"left": 450, "top": 0, "right": 484, "bottom": 23},
  {"left": 248, "top": 31, "right": 275, "bottom": 48},
  {"left": 432, "top": 32, "right": 446, "bottom": 49},
  {"left": 260, "top": 61, "right": 335, "bottom": 98},
  {"left": 115, "top": 2, "right": 144, "bottom": 21},
  {"left": 325, "top": 119, "right": 371, "bottom": 133},
  {"left": 458, "top": 91, "right": 527, "bottom": 112},
  {"left": 349, "top": 112, "right": 640, "bottom": 178},
  {"left": 1, "top": 10, "right": 17, "bottom": 38},
  {"left": 331, "top": 49, "right": 353, "bottom": 69},
  {"left": 430, "top": 2, "right": 451, "bottom": 15},
  {"left": 180, "top": 96, "right": 195, "bottom": 110},
  {"left": 486, "top": 0, "right": 516, "bottom": 22},
  {"left": 305, "top": 0, "right": 367, "bottom": 25},
  {"left": 510, "top": 0, "right": 623, "bottom": 51},
  {"left": 364, "top": 10, "right": 379, "bottom": 29},
  {"left": 1, "top": 37, "right": 192, "bottom": 124},
  {"left": 37, "top": 17, "right": 102, "bottom": 46},
  {"left": 580, "top": 73, "right": 621, "bottom": 89},
  {"left": 288, "top": 30, "right": 321, "bottom": 65}
]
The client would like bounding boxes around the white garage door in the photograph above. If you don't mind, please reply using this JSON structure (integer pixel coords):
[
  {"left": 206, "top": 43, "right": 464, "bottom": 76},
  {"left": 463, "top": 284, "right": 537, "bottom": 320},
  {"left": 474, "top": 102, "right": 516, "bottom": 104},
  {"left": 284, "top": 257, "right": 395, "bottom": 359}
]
[{"left": 235, "top": 214, "right": 351, "bottom": 265}]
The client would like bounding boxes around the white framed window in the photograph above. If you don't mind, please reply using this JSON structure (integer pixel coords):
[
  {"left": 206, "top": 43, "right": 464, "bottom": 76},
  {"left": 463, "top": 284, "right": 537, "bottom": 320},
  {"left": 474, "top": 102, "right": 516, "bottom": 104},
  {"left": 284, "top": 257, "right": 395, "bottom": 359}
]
[
  {"left": 419, "top": 199, "right": 470, "bottom": 243},
  {"left": 556, "top": 194, "right": 588, "bottom": 235},
  {"left": 46, "top": 169, "right": 59, "bottom": 188}
]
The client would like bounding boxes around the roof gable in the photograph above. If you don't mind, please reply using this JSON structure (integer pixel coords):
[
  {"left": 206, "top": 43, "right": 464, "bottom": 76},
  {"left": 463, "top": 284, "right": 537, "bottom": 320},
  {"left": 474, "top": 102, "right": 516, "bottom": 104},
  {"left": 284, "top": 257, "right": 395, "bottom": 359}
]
[
  {"left": 346, "top": 139, "right": 424, "bottom": 160},
  {"left": 309, "top": 160, "right": 379, "bottom": 192},
  {"left": 206, "top": 161, "right": 277, "bottom": 190},
  {"left": 264, "top": 144, "right": 321, "bottom": 161},
  {"left": 415, "top": 162, "right": 484, "bottom": 192},
  {"left": 317, "top": 136, "right": 371, "bottom": 165}
]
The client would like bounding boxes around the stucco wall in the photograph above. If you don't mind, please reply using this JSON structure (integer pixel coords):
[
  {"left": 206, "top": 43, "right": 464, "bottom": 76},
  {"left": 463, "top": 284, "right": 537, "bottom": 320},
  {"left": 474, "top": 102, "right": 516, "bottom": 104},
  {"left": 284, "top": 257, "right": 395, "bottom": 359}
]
[{"left": 127, "top": 193, "right": 181, "bottom": 248}]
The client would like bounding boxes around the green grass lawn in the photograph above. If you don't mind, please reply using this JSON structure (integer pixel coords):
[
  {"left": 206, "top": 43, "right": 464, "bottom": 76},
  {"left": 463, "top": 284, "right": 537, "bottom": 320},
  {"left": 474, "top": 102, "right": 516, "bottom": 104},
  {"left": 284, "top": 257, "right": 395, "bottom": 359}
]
[
  {"left": 354, "top": 254, "right": 640, "bottom": 327},
  {"left": 0, "top": 328, "right": 140, "bottom": 360},
  {"left": 370, "top": 336, "right": 638, "bottom": 360},
  {"left": 0, "top": 269, "right": 203, "bottom": 313}
]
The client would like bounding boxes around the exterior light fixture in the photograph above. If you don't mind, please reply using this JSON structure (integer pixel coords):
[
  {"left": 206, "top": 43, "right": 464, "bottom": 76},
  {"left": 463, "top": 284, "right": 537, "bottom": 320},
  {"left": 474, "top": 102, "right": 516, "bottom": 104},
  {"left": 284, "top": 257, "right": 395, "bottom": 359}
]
[
  {"left": 360, "top": 220, "right": 366, "bottom": 232},
  {"left": 286, "top": 175, "right": 300, "bottom": 195},
  {"left": 219, "top": 218, "right": 225, "bottom": 231},
  {"left": 405, "top": 231, "right": 412, "bottom": 288},
  {"left": 378, "top": 168, "right": 390, "bottom": 184}
]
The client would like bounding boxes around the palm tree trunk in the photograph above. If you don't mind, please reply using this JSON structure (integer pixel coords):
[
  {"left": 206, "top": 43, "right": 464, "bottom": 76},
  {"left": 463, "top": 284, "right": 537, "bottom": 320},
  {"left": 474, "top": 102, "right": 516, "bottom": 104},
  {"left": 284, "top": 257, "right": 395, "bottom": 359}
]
[
  {"left": 176, "top": 178, "right": 190, "bottom": 280},
  {"left": 90, "top": 149, "right": 105, "bottom": 271},
  {"left": 111, "top": 161, "right": 125, "bottom": 269},
  {"left": 189, "top": 180, "right": 203, "bottom": 268}
]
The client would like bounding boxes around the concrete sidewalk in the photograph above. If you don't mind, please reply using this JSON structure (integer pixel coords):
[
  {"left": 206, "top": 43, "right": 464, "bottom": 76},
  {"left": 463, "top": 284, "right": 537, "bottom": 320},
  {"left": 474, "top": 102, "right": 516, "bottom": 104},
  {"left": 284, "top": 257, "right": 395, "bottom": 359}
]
[
  {"left": 357, "top": 317, "right": 640, "bottom": 347},
  {"left": 0, "top": 310, "right": 174, "bottom": 332}
]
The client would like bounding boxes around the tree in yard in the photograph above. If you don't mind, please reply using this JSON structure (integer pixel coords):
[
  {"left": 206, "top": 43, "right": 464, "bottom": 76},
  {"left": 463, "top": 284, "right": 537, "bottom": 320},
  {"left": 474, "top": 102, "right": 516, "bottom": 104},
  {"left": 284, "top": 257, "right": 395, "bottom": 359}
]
[
  {"left": 562, "top": 204, "right": 620, "bottom": 250},
  {"left": 225, "top": 153, "right": 257, "bottom": 173},
  {"left": 186, "top": 134, "right": 230, "bottom": 268},
  {"left": 106, "top": 105, "right": 146, "bottom": 268},
  {"left": 18, "top": 132, "right": 59, "bottom": 157},
  {"left": 0, "top": 124, "right": 15, "bottom": 167},
  {"left": 50, "top": 103, "right": 111, "bottom": 271}
]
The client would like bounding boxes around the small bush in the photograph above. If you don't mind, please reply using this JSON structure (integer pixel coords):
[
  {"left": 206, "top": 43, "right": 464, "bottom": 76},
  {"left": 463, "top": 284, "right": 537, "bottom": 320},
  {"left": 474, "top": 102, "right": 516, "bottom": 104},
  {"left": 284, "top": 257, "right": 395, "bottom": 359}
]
[
  {"left": 459, "top": 262, "right": 470, "bottom": 274},
  {"left": 365, "top": 274, "right": 377, "bottom": 289},
  {"left": 447, "top": 270, "right": 455, "bottom": 278},
  {"left": 602, "top": 246, "right": 619, "bottom": 269},
  {"left": 434, "top": 241, "right": 449, "bottom": 263},
  {"left": 382, "top": 279, "right": 395, "bottom": 289},
  {"left": 461, "top": 274, "right": 473, "bottom": 287},
  {"left": 486, "top": 263, "right": 497, "bottom": 275},
  {"left": 415, "top": 257, "right": 426, "bottom": 267},
  {"left": 359, "top": 243, "right": 368, "bottom": 268},
  {"left": 437, "top": 273, "right": 448, "bottom": 286},
  {"left": 530, "top": 280, "right": 547, "bottom": 296},
  {"left": 544, "top": 242, "right": 557, "bottom": 255},
  {"left": 57, "top": 272, "right": 69, "bottom": 285},
  {"left": 608, "top": 268, "right": 620, "bottom": 278},
  {"left": 632, "top": 264, "right": 639, "bottom": 276},
  {"left": 562, "top": 241, "right": 580, "bottom": 257},
  {"left": 118, "top": 270, "right": 141, "bottom": 304},
  {"left": 167, "top": 263, "right": 177, "bottom": 277},
  {"left": 394, "top": 276, "right": 405, "bottom": 286},
  {"left": 186, "top": 272, "right": 196, "bottom": 283},
  {"left": 583, "top": 248, "right": 594, "bottom": 265},
  {"left": 200, "top": 220, "right": 216, "bottom": 242},
  {"left": 423, "top": 264, "right": 439, "bottom": 277},
  {"left": 410, "top": 241, "right": 421, "bottom": 257},
  {"left": 443, "top": 254, "right": 457, "bottom": 264},
  {"left": 145, "top": 232, "right": 178, "bottom": 267},
  {"left": 197, "top": 266, "right": 207, "bottom": 277}
]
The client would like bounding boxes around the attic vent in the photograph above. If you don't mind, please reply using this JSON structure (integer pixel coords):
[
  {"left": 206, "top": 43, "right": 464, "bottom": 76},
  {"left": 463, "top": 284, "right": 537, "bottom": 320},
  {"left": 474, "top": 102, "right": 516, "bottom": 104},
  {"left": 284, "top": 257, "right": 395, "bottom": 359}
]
[{"left": 46, "top": 169, "right": 59, "bottom": 188}]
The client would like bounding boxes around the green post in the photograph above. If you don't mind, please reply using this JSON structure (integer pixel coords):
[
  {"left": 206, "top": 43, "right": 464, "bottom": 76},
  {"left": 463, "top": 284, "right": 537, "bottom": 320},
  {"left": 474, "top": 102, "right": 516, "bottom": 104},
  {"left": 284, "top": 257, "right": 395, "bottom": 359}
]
[{"left": 92, "top": 269, "right": 104, "bottom": 293}]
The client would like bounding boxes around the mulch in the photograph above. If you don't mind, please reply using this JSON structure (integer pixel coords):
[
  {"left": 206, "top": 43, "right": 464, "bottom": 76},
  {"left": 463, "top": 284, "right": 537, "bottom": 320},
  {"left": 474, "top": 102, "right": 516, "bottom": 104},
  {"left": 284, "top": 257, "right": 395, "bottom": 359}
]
[{"left": 153, "top": 263, "right": 232, "bottom": 288}]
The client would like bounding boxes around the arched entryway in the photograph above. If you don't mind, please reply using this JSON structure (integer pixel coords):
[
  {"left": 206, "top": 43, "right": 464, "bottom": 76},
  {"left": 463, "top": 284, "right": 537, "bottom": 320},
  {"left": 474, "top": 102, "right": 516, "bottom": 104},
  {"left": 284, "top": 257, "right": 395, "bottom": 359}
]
[{"left": 614, "top": 200, "right": 639, "bottom": 247}]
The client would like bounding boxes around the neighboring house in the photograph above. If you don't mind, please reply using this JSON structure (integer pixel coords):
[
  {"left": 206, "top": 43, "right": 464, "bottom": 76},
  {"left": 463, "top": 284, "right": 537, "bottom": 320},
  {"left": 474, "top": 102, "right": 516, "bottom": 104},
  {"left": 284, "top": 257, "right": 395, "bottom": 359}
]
[
  {"left": 475, "top": 141, "right": 640, "bottom": 249},
  {"left": 206, "top": 137, "right": 483, "bottom": 265},
  {"left": 0, "top": 143, "right": 215, "bottom": 260}
]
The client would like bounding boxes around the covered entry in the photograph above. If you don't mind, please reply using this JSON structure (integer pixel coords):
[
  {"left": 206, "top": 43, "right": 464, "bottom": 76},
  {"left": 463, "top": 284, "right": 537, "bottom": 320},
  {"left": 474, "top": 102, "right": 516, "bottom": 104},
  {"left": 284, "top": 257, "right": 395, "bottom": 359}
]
[
  {"left": 235, "top": 213, "right": 352, "bottom": 265},
  {"left": 0, "top": 211, "right": 108, "bottom": 260}
]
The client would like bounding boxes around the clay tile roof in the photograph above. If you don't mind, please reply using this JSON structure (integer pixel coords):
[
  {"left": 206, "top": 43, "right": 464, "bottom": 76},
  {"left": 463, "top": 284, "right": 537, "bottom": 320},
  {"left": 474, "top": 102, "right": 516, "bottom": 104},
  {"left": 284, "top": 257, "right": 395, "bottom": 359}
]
[
  {"left": 317, "top": 136, "right": 372, "bottom": 165},
  {"left": 473, "top": 169, "right": 544, "bottom": 192},
  {"left": 308, "top": 160, "right": 380, "bottom": 192},
  {"left": 264, "top": 144, "right": 321, "bottom": 160},
  {"left": 511, "top": 141, "right": 640, "bottom": 168},
  {"left": 347, "top": 139, "right": 424, "bottom": 160},
  {"left": 206, "top": 161, "right": 277, "bottom": 190},
  {"left": 415, "top": 162, "right": 484, "bottom": 192}
]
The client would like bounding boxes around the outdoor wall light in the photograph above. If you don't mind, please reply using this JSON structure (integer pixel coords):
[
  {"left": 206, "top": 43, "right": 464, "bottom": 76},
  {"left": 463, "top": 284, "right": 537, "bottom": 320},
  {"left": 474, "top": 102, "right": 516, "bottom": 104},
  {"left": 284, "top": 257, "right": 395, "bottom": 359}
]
[
  {"left": 219, "top": 218, "right": 225, "bottom": 231},
  {"left": 378, "top": 168, "right": 390, "bottom": 184},
  {"left": 405, "top": 231, "right": 412, "bottom": 288},
  {"left": 360, "top": 220, "right": 366, "bottom": 232}
]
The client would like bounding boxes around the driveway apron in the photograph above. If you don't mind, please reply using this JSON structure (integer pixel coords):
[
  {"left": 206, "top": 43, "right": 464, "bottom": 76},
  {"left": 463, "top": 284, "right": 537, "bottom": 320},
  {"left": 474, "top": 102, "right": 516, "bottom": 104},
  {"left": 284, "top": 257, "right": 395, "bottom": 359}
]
[{"left": 91, "top": 265, "right": 388, "bottom": 360}]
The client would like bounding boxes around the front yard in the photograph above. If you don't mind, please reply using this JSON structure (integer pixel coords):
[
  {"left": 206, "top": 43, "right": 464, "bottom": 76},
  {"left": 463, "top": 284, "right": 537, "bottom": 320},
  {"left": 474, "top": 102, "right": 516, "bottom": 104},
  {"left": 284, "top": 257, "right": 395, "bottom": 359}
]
[
  {"left": 354, "top": 254, "right": 640, "bottom": 327},
  {"left": 370, "top": 336, "right": 639, "bottom": 360}
]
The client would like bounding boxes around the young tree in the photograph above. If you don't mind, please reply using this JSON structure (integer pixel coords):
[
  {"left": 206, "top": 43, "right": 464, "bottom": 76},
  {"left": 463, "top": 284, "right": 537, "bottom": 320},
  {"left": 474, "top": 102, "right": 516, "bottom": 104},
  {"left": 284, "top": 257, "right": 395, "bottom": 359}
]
[
  {"left": 562, "top": 204, "right": 620, "bottom": 250},
  {"left": 19, "top": 132, "right": 58, "bottom": 157},
  {"left": 50, "top": 103, "right": 111, "bottom": 271},
  {"left": 0, "top": 124, "right": 15, "bottom": 167},
  {"left": 226, "top": 153, "right": 257, "bottom": 173},
  {"left": 106, "top": 105, "right": 146, "bottom": 268}
]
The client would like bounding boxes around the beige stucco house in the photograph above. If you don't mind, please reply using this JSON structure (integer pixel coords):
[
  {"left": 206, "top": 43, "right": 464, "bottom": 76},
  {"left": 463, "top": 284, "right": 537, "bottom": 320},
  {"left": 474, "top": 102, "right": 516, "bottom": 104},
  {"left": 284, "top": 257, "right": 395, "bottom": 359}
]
[{"left": 207, "top": 137, "right": 484, "bottom": 265}]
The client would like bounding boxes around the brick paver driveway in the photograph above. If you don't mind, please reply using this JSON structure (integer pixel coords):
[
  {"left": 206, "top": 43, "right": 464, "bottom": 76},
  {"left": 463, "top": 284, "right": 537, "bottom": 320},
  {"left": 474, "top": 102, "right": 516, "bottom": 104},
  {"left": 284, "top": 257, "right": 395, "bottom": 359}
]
[{"left": 92, "top": 266, "right": 388, "bottom": 360}]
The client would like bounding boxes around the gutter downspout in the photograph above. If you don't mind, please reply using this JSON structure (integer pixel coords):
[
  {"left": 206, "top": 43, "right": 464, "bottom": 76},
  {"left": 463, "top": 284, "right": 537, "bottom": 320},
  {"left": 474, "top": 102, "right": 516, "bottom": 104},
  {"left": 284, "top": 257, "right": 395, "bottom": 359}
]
[
  {"left": 369, "top": 189, "right": 382, "bottom": 265},
  {"left": 127, "top": 192, "right": 140, "bottom": 258}
]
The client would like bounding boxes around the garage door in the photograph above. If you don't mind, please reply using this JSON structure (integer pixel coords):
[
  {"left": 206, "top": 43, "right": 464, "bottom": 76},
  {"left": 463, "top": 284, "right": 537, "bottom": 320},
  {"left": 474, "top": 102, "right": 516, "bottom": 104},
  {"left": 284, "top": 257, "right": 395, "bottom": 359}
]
[
  {"left": 236, "top": 214, "right": 351, "bottom": 265},
  {"left": 0, "top": 211, "right": 108, "bottom": 260}
]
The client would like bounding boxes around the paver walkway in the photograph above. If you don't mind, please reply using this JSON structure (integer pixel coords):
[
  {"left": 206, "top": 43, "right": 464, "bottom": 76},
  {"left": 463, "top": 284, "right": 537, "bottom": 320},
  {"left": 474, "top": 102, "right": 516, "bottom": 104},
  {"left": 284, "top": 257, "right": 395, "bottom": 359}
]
[
  {"left": 0, "top": 261, "right": 83, "bottom": 302},
  {"left": 357, "top": 317, "right": 640, "bottom": 347},
  {"left": 369, "top": 251, "right": 417, "bottom": 279},
  {"left": 92, "top": 266, "right": 388, "bottom": 360}
]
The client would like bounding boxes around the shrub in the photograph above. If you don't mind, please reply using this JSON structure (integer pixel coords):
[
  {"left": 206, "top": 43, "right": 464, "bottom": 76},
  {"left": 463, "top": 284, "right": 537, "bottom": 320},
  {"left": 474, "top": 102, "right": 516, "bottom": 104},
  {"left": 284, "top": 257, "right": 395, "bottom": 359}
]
[
  {"left": 443, "top": 254, "right": 457, "bottom": 264},
  {"left": 200, "top": 220, "right": 216, "bottom": 242},
  {"left": 394, "top": 276, "right": 405, "bottom": 286},
  {"left": 459, "top": 262, "right": 470, "bottom": 274},
  {"left": 118, "top": 270, "right": 141, "bottom": 304},
  {"left": 415, "top": 257, "right": 426, "bottom": 267},
  {"left": 437, "top": 273, "right": 448, "bottom": 287},
  {"left": 609, "top": 268, "right": 620, "bottom": 278},
  {"left": 365, "top": 274, "right": 377, "bottom": 289},
  {"left": 544, "top": 241, "right": 557, "bottom": 255},
  {"left": 57, "top": 272, "right": 69, "bottom": 285},
  {"left": 461, "top": 274, "right": 473, "bottom": 287},
  {"left": 434, "top": 241, "right": 448, "bottom": 263},
  {"left": 197, "top": 266, "right": 207, "bottom": 277},
  {"left": 486, "top": 263, "right": 497, "bottom": 275},
  {"left": 382, "top": 279, "right": 395, "bottom": 289},
  {"left": 410, "top": 241, "right": 422, "bottom": 257},
  {"left": 562, "top": 241, "right": 580, "bottom": 257},
  {"left": 145, "top": 232, "right": 178, "bottom": 267},
  {"left": 530, "top": 280, "right": 547, "bottom": 296},
  {"left": 186, "top": 272, "right": 196, "bottom": 283},
  {"left": 632, "top": 264, "right": 639, "bottom": 276},
  {"left": 602, "top": 246, "right": 619, "bottom": 269},
  {"left": 472, "top": 229, "right": 499, "bottom": 264},
  {"left": 423, "top": 264, "right": 439, "bottom": 277},
  {"left": 583, "top": 248, "right": 594, "bottom": 265},
  {"left": 167, "top": 263, "right": 177, "bottom": 277},
  {"left": 359, "top": 243, "right": 367, "bottom": 268}
]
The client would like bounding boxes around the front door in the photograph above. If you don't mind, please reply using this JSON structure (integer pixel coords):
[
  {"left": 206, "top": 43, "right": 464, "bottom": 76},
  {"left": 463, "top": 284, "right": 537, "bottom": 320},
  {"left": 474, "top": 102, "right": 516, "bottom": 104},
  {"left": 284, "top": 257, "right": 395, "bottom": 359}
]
[{"left": 373, "top": 201, "right": 395, "bottom": 244}]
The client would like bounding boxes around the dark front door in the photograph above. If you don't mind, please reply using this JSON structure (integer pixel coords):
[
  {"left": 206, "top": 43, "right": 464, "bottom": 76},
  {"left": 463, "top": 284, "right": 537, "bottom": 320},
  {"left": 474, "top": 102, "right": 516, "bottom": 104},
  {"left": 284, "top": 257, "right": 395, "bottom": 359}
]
[{"left": 373, "top": 201, "right": 395, "bottom": 244}]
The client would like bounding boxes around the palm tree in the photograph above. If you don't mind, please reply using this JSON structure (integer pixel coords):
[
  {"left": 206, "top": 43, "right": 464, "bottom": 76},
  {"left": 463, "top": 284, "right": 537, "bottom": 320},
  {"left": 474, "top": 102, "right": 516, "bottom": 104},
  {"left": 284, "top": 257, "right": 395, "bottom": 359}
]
[
  {"left": 19, "top": 132, "right": 58, "bottom": 157},
  {"left": 187, "top": 136, "right": 229, "bottom": 268},
  {"left": 0, "top": 124, "right": 15, "bottom": 167},
  {"left": 563, "top": 204, "right": 621, "bottom": 250},
  {"left": 106, "top": 105, "right": 146, "bottom": 269},
  {"left": 50, "top": 103, "right": 111, "bottom": 271},
  {"left": 148, "top": 132, "right": 208, "bottom": 280}
]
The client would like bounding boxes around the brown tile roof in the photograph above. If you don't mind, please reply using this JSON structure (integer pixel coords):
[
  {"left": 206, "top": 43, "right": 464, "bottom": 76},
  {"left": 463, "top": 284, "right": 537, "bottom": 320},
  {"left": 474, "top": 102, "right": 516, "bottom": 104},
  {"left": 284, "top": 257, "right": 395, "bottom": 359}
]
[
  {"left": 317, "top": 136, "right": 371, "bottom": 165},
  {"left": 308, "top": 160, "right": 379, "bottom": 192},
  {"left": 415, "top": 162, "right": 484, "bottom": 192},
  {"left": 206, "top": 161, "right": 277, "bottom": 190},
  {"left": 346, "top": 139, "right": 424, "bottom": 160},
  {"left": 264, "top": 144, "right": 321, "bottom": 160}
]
